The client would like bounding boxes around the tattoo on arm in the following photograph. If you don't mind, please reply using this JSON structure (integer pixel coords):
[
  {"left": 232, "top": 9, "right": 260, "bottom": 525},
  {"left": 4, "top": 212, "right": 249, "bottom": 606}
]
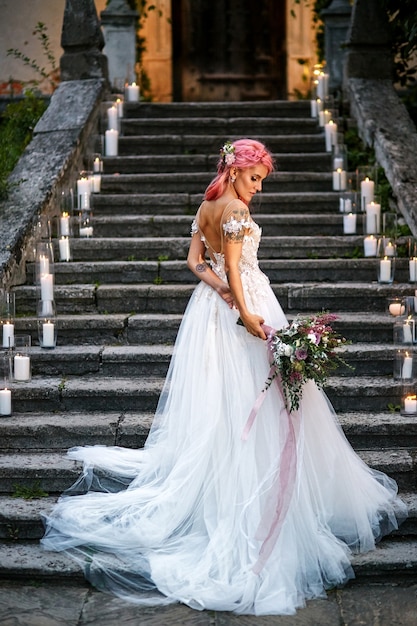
[{"left": 196, "top": 262, "right": 207, "bottom": 273}]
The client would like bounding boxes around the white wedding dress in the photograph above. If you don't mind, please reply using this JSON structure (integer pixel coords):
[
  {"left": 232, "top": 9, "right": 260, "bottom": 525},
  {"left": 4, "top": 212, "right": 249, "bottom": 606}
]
[{"left": 41, "top": 210, "right": 407, "bottom": 616}]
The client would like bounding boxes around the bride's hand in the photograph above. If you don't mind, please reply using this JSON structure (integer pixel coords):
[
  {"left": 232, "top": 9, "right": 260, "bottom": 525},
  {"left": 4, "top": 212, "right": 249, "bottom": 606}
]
[
  {"left": 241, "top": 313, "right": 266, "bottom": 339},
  {"left": 217, "top": 284, "right": 235, "bottom": 309}
]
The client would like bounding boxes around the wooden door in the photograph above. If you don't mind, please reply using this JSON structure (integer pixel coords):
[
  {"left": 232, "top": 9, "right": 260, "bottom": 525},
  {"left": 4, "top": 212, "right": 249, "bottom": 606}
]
[{"left": 172, "top": 0, "right": 287, "bottom": 101}]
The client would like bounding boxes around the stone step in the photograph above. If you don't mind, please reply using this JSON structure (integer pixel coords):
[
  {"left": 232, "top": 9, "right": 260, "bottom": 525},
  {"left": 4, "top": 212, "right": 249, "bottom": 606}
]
[
  {"left": 0, "top": 343, "right": 400, "bottom": 379},
  {"left": 120, "top": 116, "right": 321, "bottom": 137},
  {"left": 122, "top": 100, "right": 312, "bottom": 119},
  {"left": 0, "top": 410, "right": 415, "bottom": 454},
  {"left": 103, "top": 152, "right": 332, "bottom": 174},
  {"left": 92, "top": 191, "right": 340, "bottom": 215},
  {"left": 13, "top": 282, "right": 416, "bottom": 315},
  {"left": 99, "top": 171, "right": 332, "bottom": 194},
  {"left": 0, "top": 447, "right": 413, "bottom": 494},
  {"left": 0, "top": 373, "right": 412, "bottom": 417},
  {"left": 118, "top": 134, "right": 327, "bottom": 156},
  {"left": 59, "top": 213, "right": 346, "bottom": 239},
  {"left": 325, "top": 376, "right": 408, "bottom": 414},
  {"left": 1, "top": 538, "right": 417, "bottom": 585},
  {"left": 0, "top": 411, "right": 152, "bottom": 452},
  {"left": 3, "top": 376, "right": 163, "bottom": 414},
  {"left": 11, "top": 312, "right": 396, "bottom": 346},
  {"left": 28, "top": 235, "right": 366, "bottom": 264},
  {"left": 1, "top": 490, "right": 415, "bottom": 541},
  {"left": 338, "top": 413, "right": 417, "bottom": 449},
  {"left": 35, "top": 258, "right": 412, "bottom": 286}
]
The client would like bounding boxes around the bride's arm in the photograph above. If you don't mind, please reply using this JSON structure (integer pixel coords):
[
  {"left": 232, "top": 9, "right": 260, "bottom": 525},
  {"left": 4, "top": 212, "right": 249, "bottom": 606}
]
[
  {"left": 223, "top": 222, "right": 266, "bottom": 340},
  {"left": 187, "top": 233, "right": 235, "bottom": 308}
]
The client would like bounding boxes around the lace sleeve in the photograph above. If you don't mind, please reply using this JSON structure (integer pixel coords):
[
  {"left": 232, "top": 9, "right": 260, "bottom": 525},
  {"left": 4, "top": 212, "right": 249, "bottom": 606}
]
[
  {"left": 222, "top": 203, "right": 251, "bottom": 242},
  {"left": 190, "top": 219, "right": 198, "bottom": 237}
]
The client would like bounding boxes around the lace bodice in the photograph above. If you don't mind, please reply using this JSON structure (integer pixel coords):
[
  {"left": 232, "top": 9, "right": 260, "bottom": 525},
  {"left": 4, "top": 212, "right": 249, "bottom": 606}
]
[{"left": 191, "top": 215, "right": 270, "bottom": 303}]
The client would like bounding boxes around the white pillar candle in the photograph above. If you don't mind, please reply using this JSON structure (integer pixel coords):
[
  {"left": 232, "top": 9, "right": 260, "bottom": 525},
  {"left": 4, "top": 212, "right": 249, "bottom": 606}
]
[
  {"left": 310, "top": 99, "right": 317, "bottom": 118},
  {"left": 379, "top": 257, "right": 391, "bottom": 282},
  {"left": 316, "top": 73, "right": 329, "bottom": 99},
  {"left": 389, "top": 302, "right": 404, "bottom": 316},
  {"left": 105, "top": 129, "right": 119, "bottom": 156},
  {"left": 60, "top": 213, "right": 70, "bottom": 236},
  {"left": 324, "top": 120, "right": 337, "bottom": 152},
  {"left": 93, "top": 157, "right": 103, "bottom": 173},
  {"left": 384, "top": 241, "right": 395, "bottom": 257},
  {"left": 319, "top": 109, "right": 331, "bottom": 127},
  {"left": 0, "top": 388, "right": 11, "bottom": 415},
  {"left": 39, "top": 254, "right": 49, "bottom": 275},
  {"left": 2, "top": 322, "right": 14, "bottom": 348},
  {"left": 93, "top": 157, "right": 103, "bottom": 174},
  {"left": 126, "top": 82, "right": 140, "bottom": 102},
  {"left": 80, "top": 192, "right": 90, "bottom": 210},
  {"left": 77, "top": 177, "right": 90, "bottom": 197},
  {"left": 363, "top": 235, "right": 377, "bottom": 257},
  {"left": 403, "top": 323, "right": 413, "bottom": 343},
  {"left": 14, "top": 354, "right": 30, "bottom": 381},
  {"left": 42, "top": 322, "right": 55, "bottom": 347},
  {"left": 79, "top": 226, "right": 94, "bottom": 238},
  {"left": 332, "top": 169, "right": 347, "bottom": 191},
  {"left": 92, "top": 174, "right": 101, "bottom": 193},
  {"left": 107, "top": 105, "right": 118, "bottom": 130},
  {"left": 365, "top": 201, "right": 381, "bottom": 234},
  {"left": 333, "top": 157, "right": 344, "bottom": 170},
  {"left": 402, "top": 353, "right": 413, "bottom": 379},
  {"left": 59, "top": 237, "right": 71, "bottom": 262},
  {"left": 116, "top": 98, "right": 124, "bottom": 117},
  {"left": 343, "top": 213, "right": 356, "bottom": 234},
  {"left": 343, "top": 199, "right": 352, "bottom": 212},
  {"left": 361, "top": 177, "right": 375, "bottom": 210},
  {"left": 404, "top": 395, "right": 417, "bottom": 413},
  {"left": 410, "top": 258, "right": 417, "bottom": 282},
  {"left": 40, "top": 273, "right": 54, "bottom": 301}
]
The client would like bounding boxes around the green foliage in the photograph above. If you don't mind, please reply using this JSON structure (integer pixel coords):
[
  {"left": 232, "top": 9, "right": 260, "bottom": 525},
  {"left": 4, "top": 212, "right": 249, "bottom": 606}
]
[
  {"left": 387, "top": 403, "right": 401, "bottom": 413},
  {"left": 7, "top": 22, "right": 59, "bottom": 92},
  {"left": 12, "top": 482, "right": 49, "bottom": 500},
  {"left": 382, "top": 1, "right": 417, "bottom": 124},
  {"left": 344, "top": 128, "right": 375, "bottom": 172},
  {"left": 0, "top": 91, "right": 47, "bottom": 200}
]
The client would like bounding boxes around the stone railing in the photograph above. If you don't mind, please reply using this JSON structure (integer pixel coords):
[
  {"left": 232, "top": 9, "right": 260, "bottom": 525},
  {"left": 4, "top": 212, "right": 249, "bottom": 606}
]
[
  {"left": 0, "top": 79, "right": 106, "bottom": 290},
  {"left": 347, "top": 78, "right": 417, "bottom": 236}
]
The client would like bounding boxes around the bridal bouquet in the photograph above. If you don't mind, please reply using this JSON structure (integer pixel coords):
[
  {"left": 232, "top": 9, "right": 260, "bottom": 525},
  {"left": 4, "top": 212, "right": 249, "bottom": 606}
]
[{"left": 261, "top": 313, "right": 349, "bottom": 412}]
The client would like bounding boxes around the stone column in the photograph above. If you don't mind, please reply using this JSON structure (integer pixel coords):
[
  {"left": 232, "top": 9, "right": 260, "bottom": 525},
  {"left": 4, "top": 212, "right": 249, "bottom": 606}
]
[
  {"left": 320, "top": 0, "right": 352, "bottom": 94},
  {"left": 344, "top": 0, "right": 393, "bottom": 83},
  {"left": 60, "top": 0, "right": 109, "bottom": 82},
  {"left": 100, "top": 0, "right": 139, "bottom": 89}
]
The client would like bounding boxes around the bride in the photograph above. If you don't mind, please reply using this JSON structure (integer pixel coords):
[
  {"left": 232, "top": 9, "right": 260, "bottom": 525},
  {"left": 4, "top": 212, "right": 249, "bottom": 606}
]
[{"left": 41, "top": 138, "right": 407, "bottom": 616}]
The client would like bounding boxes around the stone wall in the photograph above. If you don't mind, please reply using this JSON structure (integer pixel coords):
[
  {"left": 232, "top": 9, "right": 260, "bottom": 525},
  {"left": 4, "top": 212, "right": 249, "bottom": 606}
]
[
  {"left": 347, "top": 80, "right": 417, "bottom": 237},
  {"left": 0, "top": 79, "right": 106, "bottom": 290}
]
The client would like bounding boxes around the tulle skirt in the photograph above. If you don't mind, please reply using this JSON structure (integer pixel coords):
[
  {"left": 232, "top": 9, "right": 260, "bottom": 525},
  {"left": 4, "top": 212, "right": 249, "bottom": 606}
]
[{"left": 41, "top": 278, "right": 407, "bottom": 615}]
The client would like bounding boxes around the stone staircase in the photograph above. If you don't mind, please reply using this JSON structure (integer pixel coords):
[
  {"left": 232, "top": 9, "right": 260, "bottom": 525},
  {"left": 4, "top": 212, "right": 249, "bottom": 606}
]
[{"left": 0, "top": 100, "right": 416, "bottom": 585}]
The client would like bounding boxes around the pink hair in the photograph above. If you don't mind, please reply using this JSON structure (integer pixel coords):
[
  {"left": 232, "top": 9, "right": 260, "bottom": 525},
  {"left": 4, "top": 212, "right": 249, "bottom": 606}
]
[{"left": 204, "top": 139, "right": 275, "bottom": 201}]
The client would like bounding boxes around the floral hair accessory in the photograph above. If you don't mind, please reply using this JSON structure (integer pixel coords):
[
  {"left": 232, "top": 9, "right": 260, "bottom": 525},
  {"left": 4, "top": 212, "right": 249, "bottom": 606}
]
[{"left": 220, "top": 140, "right": 236, "bottom": 166}]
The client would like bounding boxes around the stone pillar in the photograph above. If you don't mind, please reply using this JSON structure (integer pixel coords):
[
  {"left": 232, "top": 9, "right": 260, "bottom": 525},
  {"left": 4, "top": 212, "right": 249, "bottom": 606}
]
[
  {"left": 344, "top": 0, "right": 393, "bottom": 83},
  {"left": 320, "top": 0, "right": 352, "bottom": 94},
  {"left": 100, "top": 0, "right": 139, "bottom": 89},
  {"left": 60, "top": 0, "right": 109, "bottom": 82}
]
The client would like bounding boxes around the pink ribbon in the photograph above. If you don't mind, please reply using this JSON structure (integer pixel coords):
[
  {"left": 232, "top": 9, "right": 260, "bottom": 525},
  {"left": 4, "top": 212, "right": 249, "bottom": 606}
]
[{"left": 242, "top": 324, "right": 301, "bottom": 574}]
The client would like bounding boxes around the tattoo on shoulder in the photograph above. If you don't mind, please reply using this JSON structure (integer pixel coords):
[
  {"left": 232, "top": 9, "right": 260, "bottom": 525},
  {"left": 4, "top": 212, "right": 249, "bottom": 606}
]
[
  {"left": 196, "top": 262, "right": 207, "bottom": 272},
  {"left": 224, "top": 229, "right": 245, "bottom": 243}
]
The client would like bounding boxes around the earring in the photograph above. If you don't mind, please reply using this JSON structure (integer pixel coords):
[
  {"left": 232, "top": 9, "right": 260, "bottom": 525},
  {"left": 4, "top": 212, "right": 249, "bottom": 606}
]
[{"left": 230, "top": 175, "right": 236, "bottom": 183}]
